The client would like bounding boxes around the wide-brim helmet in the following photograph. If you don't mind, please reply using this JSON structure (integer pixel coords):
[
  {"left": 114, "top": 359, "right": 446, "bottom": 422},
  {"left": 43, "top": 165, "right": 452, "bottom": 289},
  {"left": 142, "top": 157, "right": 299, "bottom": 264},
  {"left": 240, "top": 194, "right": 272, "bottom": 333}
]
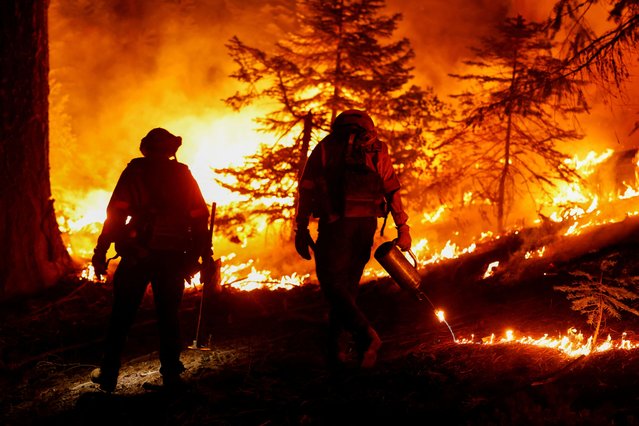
[{"left": 140, "top": 128, "right": 182, "bottom": 158}]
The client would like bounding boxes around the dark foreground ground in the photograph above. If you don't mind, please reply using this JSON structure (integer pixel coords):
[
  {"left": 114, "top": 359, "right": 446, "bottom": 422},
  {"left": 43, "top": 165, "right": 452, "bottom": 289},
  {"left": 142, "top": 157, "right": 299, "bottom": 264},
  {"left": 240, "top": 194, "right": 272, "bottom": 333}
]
[{"left": 2, "top": 253, "right": 639, "bottom": 426}]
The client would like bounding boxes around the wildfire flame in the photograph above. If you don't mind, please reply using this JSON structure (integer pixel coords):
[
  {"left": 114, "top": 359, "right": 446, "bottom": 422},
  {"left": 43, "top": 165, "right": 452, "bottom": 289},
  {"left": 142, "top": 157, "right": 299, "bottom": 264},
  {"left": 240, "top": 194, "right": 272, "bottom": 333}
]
[
  {"left": 47, "top": 2, "right": 639, "bottom": 367},
  {"left": 456, "top": 328, "right": 639, "bottom": 358},
  {"left": 59, "top": 135, "right": 639, "bottom": 356},
  {"left": 482, "top": 261, "right": 500, "bottom": 279}
]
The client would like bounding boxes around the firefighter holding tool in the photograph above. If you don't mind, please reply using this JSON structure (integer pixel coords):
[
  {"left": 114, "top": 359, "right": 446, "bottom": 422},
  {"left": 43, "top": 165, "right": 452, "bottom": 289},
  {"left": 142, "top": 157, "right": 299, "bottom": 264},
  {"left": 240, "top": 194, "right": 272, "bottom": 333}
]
[
  {"left": 294, "top": 110, "right": 411, "bottom": 369},
  {"left": 90, "top": 127, "right": 213, "bottom": 392}
]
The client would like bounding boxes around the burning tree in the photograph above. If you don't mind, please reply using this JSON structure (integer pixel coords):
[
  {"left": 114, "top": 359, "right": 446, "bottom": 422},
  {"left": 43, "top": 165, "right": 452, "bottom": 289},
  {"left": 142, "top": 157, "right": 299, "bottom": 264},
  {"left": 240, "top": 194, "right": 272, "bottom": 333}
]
[
  {"left": 445, "top": 15, "right": 587, "bottom": 231},
  {"left": 0, "top": 0, "right": 73, "bottom": 298},
  {"left": 555, "top": 255, "right": 639, "bottom": 346},
  {"left": 217, "top": 0, "right": 444, "bottom": 236}
]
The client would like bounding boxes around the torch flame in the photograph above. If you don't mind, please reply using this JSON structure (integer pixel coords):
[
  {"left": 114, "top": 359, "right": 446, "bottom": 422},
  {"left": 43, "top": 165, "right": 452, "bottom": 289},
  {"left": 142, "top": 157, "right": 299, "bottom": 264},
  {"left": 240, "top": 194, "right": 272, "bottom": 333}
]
[{"left": 482, "top": 261, "right": 500, "bottom": 279}]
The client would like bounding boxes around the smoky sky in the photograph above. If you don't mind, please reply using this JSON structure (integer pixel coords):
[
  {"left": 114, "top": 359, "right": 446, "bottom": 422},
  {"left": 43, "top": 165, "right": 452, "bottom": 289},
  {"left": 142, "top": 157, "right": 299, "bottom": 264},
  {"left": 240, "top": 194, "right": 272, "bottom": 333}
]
[
  {"left": 48, "top": 0, "right": 550, "bottom": 133},
  {"left": 48, "top": 0, "right": 638, "bottom": 194},
  {"left": 49, "top": 0, "right": 298, "bottom": 189},
  {"left": 387, "top": 0, "right": 510, "bottom": 89}
]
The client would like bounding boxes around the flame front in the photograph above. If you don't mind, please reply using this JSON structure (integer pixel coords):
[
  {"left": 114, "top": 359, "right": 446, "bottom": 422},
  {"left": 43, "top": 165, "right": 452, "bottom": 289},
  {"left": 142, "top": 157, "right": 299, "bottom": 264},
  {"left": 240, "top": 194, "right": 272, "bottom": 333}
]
[
  {"left": 456, "top": 328, "right": 639, "bottom": 358},
  {"left": 48, "top": 2, "right": 639, "bottom": 359}
]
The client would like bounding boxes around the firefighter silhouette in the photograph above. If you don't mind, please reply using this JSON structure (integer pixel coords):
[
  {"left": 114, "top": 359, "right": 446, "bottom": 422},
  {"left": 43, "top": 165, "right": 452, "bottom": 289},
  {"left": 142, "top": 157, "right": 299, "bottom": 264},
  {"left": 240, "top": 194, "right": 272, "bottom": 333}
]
[
  {"left": 90, "top": 127, "right": 212, "bottom": 392},
  {"left": 295, "top": 110, "right": 411, "bottom": 368}
]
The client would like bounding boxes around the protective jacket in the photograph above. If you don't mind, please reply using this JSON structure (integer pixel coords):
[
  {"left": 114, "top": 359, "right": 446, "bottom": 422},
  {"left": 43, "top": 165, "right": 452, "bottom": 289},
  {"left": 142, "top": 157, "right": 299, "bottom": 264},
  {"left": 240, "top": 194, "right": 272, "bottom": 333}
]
[
  {"left": 95, "top": 156, "right": 210, "bottom": 259},
  {"left": 296, "top": 133, "right": 408, "bottom": 229}
]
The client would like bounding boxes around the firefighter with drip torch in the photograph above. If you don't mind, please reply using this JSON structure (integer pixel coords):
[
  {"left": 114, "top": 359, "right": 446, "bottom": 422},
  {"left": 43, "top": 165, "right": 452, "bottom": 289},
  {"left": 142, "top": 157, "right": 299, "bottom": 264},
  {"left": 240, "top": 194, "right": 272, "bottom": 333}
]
[
  {"left": 294, "top": 110, "right": 411, "bottom": 369},
  {"left": 90, "top": 127, "right": 213, "bottom": 392}
]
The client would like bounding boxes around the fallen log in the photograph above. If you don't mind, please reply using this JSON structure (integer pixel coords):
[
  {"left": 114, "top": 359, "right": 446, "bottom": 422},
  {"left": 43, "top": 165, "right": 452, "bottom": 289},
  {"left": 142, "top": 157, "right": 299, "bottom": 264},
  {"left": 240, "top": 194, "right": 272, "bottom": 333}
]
[{"left": 417, "top": 215, "right": 639, "bottom": 294}]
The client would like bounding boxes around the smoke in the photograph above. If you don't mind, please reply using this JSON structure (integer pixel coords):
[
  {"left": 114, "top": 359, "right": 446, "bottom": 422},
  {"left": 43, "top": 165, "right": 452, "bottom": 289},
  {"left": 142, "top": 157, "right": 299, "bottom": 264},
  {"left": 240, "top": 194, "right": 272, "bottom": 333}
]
[
  {"left": 49, "top": 0, "right": 304, "bottom": 267},
  {"left": 384, "top": 0, "right": 583, "bottom": 90},
  {"left": 386, "top": 0, "right": 639, "bottom": 152},
  {"left": 386, "top": 0, "right": 510, "bottom": 90},
  {"left": 49, "top": 0, "right": 638, "bottom": 187},
  {"left": 49, "top": 0, "right": 296, "bottom": 190},
  {"left": 49, "top": 0, "right": 639, "bottom": 271}
]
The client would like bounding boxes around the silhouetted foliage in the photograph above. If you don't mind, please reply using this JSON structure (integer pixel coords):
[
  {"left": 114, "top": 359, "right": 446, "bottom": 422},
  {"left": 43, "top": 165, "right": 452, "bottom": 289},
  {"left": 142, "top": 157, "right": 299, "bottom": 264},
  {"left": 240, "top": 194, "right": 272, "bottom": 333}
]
[
  {"left": 555, "top": 254, "right": 639, "bottom": 345},
  {"left": 550, "top": 0, "right": 639, "bottom": 134},
  {"left": 218, "top": 0, "right": 445, "bottom": 238},
  {"left": 551, "top": 0, "right": 639, "bottom": 90},
  {"left": 445, "top": 15, "right": 587, "bottom": 231}
]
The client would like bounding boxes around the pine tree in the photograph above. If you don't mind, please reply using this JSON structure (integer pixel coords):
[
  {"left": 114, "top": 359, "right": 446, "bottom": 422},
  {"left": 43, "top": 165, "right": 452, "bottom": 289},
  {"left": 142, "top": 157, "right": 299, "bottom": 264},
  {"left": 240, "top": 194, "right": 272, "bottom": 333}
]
[
  {"left": 446, "top": 15, "right": 587, "bottom": 231},
  {"left": 551, "top": 0, "right": 639, "bottom": 91},
  {"left": 550, "top": 0, "right": 639, "bottom": 133},
  {"left": 218, "top": 0, "right": 443, "bottom": 237},
  {"left": 555, "top": 255, "right": 639, "bottom": 346}
]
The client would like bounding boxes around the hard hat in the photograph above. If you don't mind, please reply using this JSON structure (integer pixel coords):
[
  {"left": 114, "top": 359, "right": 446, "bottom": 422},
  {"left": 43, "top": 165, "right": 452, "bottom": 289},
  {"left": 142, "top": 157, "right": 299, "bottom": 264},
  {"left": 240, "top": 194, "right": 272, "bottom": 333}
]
[
  {"left": 331, "top": 110, "right": 375, "bottom": 133},
  {"left": 331, "top": 110, "right": 377, "bottom": 145},
  {"left": 140, "top": 128, "right": 182, "bottom": 157}
]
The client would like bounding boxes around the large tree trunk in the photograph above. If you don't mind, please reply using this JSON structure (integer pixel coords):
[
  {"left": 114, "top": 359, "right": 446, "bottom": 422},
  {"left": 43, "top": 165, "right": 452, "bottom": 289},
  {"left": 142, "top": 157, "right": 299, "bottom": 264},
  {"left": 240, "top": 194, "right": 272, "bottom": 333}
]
[{"left": 0, "top": 0, "right": 73, "bottom": 299}]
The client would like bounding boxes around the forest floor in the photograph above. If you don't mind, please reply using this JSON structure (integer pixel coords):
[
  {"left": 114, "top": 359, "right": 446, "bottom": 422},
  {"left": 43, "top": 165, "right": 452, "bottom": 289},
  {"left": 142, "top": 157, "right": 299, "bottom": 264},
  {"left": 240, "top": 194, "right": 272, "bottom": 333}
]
[{"left": 3, "top": 245, "right": 639, "bottom": 426}]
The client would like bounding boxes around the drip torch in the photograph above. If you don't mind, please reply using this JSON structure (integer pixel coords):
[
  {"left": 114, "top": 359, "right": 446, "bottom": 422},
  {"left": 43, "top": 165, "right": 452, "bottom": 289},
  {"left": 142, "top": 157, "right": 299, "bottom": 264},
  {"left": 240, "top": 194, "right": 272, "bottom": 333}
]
[{"left": 374, "top": 241, "right": 456, "bottom": 342}]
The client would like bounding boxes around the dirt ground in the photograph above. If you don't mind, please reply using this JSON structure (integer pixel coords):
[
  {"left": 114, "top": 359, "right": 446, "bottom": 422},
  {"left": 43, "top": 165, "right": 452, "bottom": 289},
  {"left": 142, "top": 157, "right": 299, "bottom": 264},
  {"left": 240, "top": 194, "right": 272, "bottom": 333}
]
[{"left": 2, "top": 254, "right": 639, "bottom": 426}]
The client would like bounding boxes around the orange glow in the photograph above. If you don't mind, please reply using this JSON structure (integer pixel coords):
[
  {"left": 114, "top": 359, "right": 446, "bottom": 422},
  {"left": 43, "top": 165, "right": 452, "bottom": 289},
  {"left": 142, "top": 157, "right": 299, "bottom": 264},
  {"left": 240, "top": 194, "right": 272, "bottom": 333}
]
[
  {"left": 48, "top": 2, "right": 639, "bottom": 362},
  {"left": 482, "top": 261, "right": 500, "bottom": 279},
  {"left": 457, "top": 328, "right": 639, "bottom": 358}
]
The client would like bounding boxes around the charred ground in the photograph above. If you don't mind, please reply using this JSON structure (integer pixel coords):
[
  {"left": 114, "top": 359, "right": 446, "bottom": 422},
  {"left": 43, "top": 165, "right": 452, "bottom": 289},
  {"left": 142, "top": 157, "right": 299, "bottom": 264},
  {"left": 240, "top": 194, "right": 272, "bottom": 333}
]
[{"left": 2, "top": 234, "right": 639, "bottom": 425}]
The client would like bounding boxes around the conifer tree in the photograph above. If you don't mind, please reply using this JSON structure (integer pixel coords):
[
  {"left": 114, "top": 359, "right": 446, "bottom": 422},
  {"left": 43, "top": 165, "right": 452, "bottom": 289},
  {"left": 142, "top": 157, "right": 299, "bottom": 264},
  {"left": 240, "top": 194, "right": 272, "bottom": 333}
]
[
  {"left": 550, "top": 0, "right": 639, "bottom": 91},
  {"left": 446, "top": 15, "right": 587, "bottom": 231},
  {"left": 555, "top": 255, "right": 639, "bottom": 346},
  {"left": 550, "top": 0, "right": 639, "bottom": 132},
  {"left": 218, "top": 0, "right": 443, "bottom": 236}
]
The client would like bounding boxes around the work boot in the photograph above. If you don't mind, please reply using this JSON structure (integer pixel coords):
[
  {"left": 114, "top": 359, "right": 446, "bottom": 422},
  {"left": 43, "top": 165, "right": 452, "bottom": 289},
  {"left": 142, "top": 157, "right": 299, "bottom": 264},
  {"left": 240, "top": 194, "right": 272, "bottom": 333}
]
[
  {"left": 359, "top": 327, "right": 382, "bottom": 369},
  {"left": 90, "top": 367, "right": 117, "bottom": 393},
  {"left": 161, "top": 362, "right": 187, "bottom": 390},
  {"left": 326, "top": 329, "right": 349, "bottom": 368}
]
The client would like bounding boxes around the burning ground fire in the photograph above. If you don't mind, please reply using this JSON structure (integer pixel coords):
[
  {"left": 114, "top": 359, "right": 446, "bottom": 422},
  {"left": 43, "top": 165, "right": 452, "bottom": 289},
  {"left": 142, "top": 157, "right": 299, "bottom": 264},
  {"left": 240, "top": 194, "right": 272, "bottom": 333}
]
[
  {"left": 432, "top": 310, "right": 639, "bottom": 358},
  {"left": 391, "top": 148, "right": 639, "bottom": 356},
  {"left": 455, "top": 328, "right": 639, "bottom": 358},
  {"left": 57, "top": 146, "right": 639, "bottom": 357}
]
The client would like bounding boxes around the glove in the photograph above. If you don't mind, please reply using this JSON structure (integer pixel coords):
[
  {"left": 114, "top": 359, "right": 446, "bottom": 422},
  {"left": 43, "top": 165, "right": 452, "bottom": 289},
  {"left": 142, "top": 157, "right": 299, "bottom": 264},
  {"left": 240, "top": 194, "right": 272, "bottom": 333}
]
[
  {"left": 92, "top": 248, "right": 108, "bottom": 277},
  {"left": 295, "top": 227, "right": 315, "bottom": 260},
  {"left": 395, "top": 224, "right": 411, "bottom": 251}
]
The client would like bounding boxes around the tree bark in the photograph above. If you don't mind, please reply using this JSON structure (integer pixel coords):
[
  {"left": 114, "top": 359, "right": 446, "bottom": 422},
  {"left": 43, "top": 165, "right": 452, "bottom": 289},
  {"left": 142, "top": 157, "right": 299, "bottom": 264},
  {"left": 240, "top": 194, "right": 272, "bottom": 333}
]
[
  {"left": 0, "top": 0, "right": 73, "bottom": 299},
  {"left": 497, "top": 45, "right": 519, "bottom": 232},
  {"left": 292, "top": 111, "right": 314, "bottom": 232}
]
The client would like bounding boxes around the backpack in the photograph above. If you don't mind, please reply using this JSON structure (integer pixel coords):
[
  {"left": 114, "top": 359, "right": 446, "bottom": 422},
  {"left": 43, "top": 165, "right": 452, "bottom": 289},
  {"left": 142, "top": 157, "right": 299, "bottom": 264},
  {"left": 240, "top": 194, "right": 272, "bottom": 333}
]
[
  {"left": 115, "top": 158, "right": 194, "bottom": 256},
  {"left": 320, "top": 134, "right": 387, "bottom": 219}
]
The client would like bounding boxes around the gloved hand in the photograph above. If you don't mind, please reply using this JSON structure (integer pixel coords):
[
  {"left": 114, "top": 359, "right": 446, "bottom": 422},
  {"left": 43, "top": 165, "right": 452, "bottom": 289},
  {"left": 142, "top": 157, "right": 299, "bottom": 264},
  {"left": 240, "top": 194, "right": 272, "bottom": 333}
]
[
  {"left": 395, "top": 224, "right": 412, "bottom": 251},
  {"left": 92, "top": 248, "right": 108, "bottom": 277},
  {"left": 295, "top": 227, "right": 315, "bottom": 260}
]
